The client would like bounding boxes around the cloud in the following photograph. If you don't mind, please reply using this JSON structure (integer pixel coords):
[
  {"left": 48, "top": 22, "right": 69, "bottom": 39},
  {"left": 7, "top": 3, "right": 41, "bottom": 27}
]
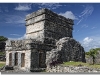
[
  {"left": 80, "top": 36, "right": 100, "bottom": 52},
  {"left": 77, "top": 5, "right": 94, "bottom": 25},
  {"left": 59, "top": 11, "right": 78, "bottom": 20},
  {"left": 83, "top": 37, "right": 93, "bottom": 45},
  {"left": 91, "top": 27, "right": 97, "bottom": 29},
  {"left": 81, "top": 24, "right": 88, "bottom": 28},
  {"left": 10, "top": 34, "right": 21, "bottom": 36},
  {"left": 37, "top": 3, "right": 62, "bottom": 10},
  {"left": 14, "top": 3, "right": 32, "bottom": 11},
  {"left": 5, "top": 14, "right": 25, "bottom": 24},
  {"left": 76, "top": 17, "right": 83, "bottom": 25},
  {"left": 8, "top": 34, "right": 26, "bottom": 40},
  {"left": 79, "top": 5, "right": 94, "bottom": 18}
]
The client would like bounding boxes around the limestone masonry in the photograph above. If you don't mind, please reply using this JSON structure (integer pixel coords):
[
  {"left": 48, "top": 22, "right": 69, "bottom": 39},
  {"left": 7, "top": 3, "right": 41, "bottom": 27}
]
[{"left": 5, "top": 8, "right": 86, "bottom": 72}]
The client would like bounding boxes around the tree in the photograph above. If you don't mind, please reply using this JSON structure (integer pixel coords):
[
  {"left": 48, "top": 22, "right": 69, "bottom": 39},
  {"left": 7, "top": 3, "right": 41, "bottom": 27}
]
[
  {"left": 0, "top": 36, "right": 8, "bottom": 41},
  {"left": 86, "top": 48, "right": 99, "bottom": 64}
]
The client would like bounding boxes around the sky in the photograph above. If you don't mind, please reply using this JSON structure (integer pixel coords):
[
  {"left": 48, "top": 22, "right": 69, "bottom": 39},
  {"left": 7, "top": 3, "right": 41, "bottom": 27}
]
[{"left": 0, "top": 3, "right": 100, "bottom": 52}]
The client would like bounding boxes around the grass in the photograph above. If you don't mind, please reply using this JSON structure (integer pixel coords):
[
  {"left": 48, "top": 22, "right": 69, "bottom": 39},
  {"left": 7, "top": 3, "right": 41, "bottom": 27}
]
[
  {"left": 62, "top": 61, "right": 100, "bottom": 69},
  {"left": 0, "top": 61, "right": 5, "bottom": 68},
  {"left": 0, "top": 52, "right": 5, "bottom": 55}
]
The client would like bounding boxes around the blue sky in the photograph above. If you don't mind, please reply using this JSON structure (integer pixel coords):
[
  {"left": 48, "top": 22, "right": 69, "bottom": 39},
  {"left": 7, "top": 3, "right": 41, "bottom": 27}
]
[{"left": 0, "top": 3, "right": 100, "bottom": 52}]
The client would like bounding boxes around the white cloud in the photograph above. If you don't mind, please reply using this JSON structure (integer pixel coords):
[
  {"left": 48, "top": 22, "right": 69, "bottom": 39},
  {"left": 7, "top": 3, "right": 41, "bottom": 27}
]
[
  {"left": 79, "top": 5, "right": 94, "bottom": 18},
  {"left": 81, "top": 24, "right": 88, "bottom": 28},
  {"left": 14, "top": 3, "right": 32, "bottom": 11},
  {"left": 8, "top": 34, "right": 26, "bottom": 40},
  {"left": 80, "top": 36, "right": 100, "bottom": 52},
  {"left": 77, "top": 5, "right": 94, "bottom": 25},
  {"left": 76, "top": 17, "right": 83, "bottom": 25},
  {"left": 59, "top": 11, "right": 78, "bottom": 20},
  {"left": 91, "top": 27, "right": 97, "bottom": 29},
  {"left": 5, "top": 14, "right": 25, "bottom": 24},
  {"left": 83, "top": 37, "right": 93, "bottom": 45},
  {"left": 37, "top": 3, "right": 62, "bottom": 10},
  {"left": 10, "top": 34, "right": 21, "bottom": 36}
]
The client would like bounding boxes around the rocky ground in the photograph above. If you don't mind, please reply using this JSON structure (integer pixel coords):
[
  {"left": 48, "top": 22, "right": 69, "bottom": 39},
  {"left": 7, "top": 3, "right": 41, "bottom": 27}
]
[
  {"left": 1, "top": 65, "right": 100, "bottom": 74},
  {"left": 46, "top": 65, "right": 100, "bottom": 73}
]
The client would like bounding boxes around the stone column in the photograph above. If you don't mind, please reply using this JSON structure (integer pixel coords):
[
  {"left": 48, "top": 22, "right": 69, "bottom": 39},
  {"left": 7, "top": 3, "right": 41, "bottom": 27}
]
[{"left": 18, "top": 52, "right": 21, "bottom": 67}]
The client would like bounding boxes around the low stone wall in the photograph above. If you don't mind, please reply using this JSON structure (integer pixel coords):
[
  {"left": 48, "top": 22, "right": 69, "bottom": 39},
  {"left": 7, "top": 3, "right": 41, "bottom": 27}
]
[{"left": 46, "top": 65, "right": 100, "bottom": 73}]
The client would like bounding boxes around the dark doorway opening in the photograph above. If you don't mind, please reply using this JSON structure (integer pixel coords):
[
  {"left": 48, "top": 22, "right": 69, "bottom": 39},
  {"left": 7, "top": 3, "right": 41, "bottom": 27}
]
[
  {"left": 9, "top": 53, "right": 12, "bottom": 66},
  {"left": 21, "top": 53, "right": 25, "bottom": 67},
  {"left": 15, "top": 52, "right": 18, "bottom": 66},
  {"left": 39, "top": 50, "right": 46, "bottom": 68}
]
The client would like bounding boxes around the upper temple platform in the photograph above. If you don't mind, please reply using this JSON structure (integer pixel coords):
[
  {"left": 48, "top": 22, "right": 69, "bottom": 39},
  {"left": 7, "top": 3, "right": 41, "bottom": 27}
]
[{"left": 25, "top": 8, "right": 74, "bottom": 45}]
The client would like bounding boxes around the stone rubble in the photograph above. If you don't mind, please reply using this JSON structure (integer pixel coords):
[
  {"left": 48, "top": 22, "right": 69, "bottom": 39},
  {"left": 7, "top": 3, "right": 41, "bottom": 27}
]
[{"left": 46, "top": 65, "right": 100, "bottom": 73}]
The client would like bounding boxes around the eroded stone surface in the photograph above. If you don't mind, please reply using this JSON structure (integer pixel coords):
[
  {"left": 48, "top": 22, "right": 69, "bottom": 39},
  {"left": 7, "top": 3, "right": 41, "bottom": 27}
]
[{"left": 46, "top": 37, "right": 86, "bottom": 66}]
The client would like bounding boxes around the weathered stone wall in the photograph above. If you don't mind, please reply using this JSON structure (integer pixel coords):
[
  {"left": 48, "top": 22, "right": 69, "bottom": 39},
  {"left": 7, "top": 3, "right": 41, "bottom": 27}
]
[
  {"left": 5, "top": 39, "right": 48, "bottom": 71},
  {"left": 25, "top": 8, "right": 73, "bottom": 46},
  {"left": 95, "top": 51, "right": 100, "bottom": 64},
  {"left": 46, "top": 65, "right": 100, "bottom": 73},
  {"left": 46, "top": 37, "right": 86, "bottom": 66},
  {"left": 6, "top": 50, "right": 31, "bottom": 71},
  {"left": 5, "top": 39, "right": 39, "bottom": 71}
]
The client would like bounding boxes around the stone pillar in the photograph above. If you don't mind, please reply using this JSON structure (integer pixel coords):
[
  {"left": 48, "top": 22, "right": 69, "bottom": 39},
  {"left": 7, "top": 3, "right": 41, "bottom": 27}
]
[
  {"left": 18, "top": 52, "right": 21, "bottom": 67},
  {"left": 5, "top": 51, "right": 9, "bottom": 66}
]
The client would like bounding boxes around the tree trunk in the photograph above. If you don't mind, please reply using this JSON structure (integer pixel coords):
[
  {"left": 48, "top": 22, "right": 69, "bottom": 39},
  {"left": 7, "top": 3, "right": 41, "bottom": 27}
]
[{"left": 93, "top": 56, "right": 95, "bottom": 65}]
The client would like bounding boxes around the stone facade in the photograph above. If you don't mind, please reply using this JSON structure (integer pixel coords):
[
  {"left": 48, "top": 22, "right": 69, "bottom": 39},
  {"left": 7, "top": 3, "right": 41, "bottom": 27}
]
[
  {"left": 5, "top": 8, "right": 85, "bottom": 72},
  {"left": 25, "top": 8, "right": 73, "bottom": 45}
]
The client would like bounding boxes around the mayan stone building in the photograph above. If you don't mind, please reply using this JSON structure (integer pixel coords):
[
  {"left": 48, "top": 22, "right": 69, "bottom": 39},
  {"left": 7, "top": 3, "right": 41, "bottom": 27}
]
[{"left": 5, "top": 8, "right": 85, "bottom": 72}]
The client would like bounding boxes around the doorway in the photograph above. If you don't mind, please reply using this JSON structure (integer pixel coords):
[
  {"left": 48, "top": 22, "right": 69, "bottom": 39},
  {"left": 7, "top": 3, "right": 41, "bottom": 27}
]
[
  {"left": 9, "top": 53, "right": 12, "bottom": 66},
  {"left": 21, "top": 53, "right": 25, "bottom": 67},
  {"left": 15, "top": 52, "right": 18, "bottom": 66},
  {"left": 39, "top": 50, "right": 46, "bottom": 68}
]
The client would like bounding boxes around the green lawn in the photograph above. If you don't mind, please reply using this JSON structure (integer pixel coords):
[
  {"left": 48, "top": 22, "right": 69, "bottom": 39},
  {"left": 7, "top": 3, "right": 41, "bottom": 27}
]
[
  {"left": 62, "top": 61, "right": 100, "bottom": 69},
  {"left": 0, "top": 61, "right": 5, "bottom": 68}
]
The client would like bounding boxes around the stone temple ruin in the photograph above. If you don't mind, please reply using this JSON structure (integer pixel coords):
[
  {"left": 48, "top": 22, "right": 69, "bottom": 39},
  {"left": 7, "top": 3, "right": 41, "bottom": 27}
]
[{"left": 5, "top": 8, "right": 86, "bottom": 72}]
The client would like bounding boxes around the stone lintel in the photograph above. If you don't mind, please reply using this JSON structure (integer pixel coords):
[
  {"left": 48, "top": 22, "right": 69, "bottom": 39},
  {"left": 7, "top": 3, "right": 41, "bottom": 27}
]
[{"left": 5, "top": 39, "right": 56, "bottom": 51}]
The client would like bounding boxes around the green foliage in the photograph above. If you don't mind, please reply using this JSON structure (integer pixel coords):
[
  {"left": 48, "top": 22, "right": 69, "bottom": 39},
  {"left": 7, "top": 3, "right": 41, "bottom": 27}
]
[
  {"left": 86, "top": 48, "right": 100, "bottom": 57},
  {"left": 0, "top": 52, "right": 5, "bottom": 55},
  {"left": 85, "top": 48, "right": 100, "bottom": 64},
  {"left": 0, "top": 36, "right": 8, "bottom": 41}
]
